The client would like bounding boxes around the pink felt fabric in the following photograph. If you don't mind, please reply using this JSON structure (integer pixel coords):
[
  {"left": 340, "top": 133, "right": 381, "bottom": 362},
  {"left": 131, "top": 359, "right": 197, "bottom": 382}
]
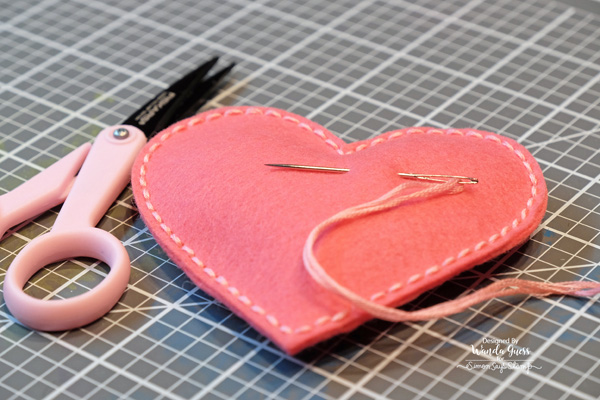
[{"left": 131, "top": 106, "right": 547, "bottom": 355}]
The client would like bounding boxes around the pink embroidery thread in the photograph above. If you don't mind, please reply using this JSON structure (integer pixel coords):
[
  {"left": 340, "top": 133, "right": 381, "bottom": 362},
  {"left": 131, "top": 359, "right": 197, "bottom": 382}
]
[
  {"left": 137, "top": 107, "right": 566, "bottom": 334},
  {"left": 302, "top": 180, "right": 600, "bottom": 322}
]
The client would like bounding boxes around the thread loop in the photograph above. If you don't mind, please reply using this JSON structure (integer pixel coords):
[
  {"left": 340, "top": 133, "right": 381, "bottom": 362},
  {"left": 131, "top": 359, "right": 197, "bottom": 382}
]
[{"left": 303, "top": 180, "right": 600, "bottom": 322}]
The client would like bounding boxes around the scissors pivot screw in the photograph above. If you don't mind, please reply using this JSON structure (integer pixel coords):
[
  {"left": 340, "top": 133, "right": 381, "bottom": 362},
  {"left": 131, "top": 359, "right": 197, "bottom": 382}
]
[{"left": 113, "top": 128, "right": 130, "bottom": 139}]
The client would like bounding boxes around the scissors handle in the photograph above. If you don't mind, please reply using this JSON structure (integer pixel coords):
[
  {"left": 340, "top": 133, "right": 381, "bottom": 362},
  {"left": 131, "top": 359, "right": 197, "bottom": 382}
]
[
  {"left": 4, "top": 125, "right": 146, "bottom": 331},
  {"left": 0, "top": 143, "right": 90, "bottom": 239},
  {"left": 53, "top": 125, "right": 146, "bottom": 231},
  {"left": 4, "top": 229, "right": 131, "bottom": 330}
]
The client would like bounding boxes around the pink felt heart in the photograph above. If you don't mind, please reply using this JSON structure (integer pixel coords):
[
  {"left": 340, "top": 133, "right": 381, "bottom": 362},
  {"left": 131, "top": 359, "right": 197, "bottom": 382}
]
[{"left": 131, "top": 106, "right": 547, "bottom": 354}]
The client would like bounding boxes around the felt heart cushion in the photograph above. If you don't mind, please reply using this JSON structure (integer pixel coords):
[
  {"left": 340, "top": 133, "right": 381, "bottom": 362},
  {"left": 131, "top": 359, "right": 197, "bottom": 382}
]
[{"left": 131, "top": 106, "right": 547, "bottom": 354}]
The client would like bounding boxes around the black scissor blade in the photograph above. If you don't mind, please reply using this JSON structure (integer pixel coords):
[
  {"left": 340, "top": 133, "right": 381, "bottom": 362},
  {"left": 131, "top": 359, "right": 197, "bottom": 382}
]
[
  {"left": 122, "top": 57, "right": 220, "bottom": 137},
  {"left": 174, "top": 62, "right": 236, "bottom": 121}
]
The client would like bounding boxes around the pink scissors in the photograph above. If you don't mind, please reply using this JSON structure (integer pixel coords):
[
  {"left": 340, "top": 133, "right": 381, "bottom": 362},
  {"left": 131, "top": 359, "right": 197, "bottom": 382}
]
[{"left": 2, "top": 57, "right": 234, "bottom": 331}]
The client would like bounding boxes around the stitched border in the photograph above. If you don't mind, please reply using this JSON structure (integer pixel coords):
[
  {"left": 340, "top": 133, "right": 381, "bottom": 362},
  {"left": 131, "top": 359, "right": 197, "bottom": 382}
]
[{"left": 138, "top": 107, "right": 540, "bottom": 335}]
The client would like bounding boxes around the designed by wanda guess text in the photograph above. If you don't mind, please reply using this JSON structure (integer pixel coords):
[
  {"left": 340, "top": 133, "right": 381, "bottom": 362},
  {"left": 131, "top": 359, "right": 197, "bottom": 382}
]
[{"left": 457, "top": 337, "right": 542, "bottom": 374}]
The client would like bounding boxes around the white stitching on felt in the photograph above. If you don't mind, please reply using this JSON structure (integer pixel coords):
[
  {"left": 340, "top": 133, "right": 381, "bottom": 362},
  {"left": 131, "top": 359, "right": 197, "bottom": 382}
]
[{"left": 138, "top": 107, "right": 541, "bottom": 335}]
